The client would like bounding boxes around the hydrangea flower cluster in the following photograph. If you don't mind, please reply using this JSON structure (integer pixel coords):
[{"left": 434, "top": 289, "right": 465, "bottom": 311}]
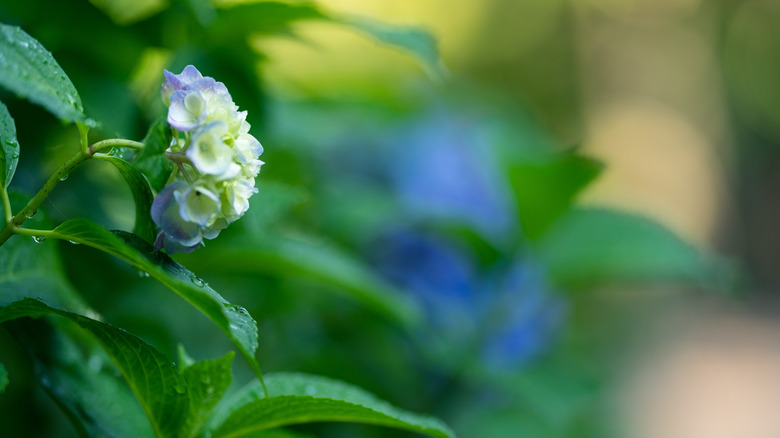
[{"left": 151, "top": 65, "right": 264, "bottom": 254}]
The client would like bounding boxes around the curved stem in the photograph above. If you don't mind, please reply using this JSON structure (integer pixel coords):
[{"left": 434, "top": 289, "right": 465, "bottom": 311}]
[
  {"left": 0, "top": 138, "right": 144, "bottom": 246},
  {"left": 1, "top": 188, "right": 12, "bottom": 224},
  {"left": 90, "top": 139, "right": 144, "bottom": 154}
]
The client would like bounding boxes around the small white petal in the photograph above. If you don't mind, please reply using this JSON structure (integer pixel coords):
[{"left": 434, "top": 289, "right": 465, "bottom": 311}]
[{"left": 187, "top": 122, "right": 233, "bottom": 175}]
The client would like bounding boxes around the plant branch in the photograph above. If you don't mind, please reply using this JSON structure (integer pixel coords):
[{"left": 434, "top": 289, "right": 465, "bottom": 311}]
[
  {"left": 0, "top": 138, "right": 144, "bottom": 246},
  {"left": 1, "top": 188, "right": 12, "bottom": 224}
]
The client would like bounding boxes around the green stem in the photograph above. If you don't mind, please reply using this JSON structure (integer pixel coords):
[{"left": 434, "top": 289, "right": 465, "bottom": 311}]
[
  {"left": 90, "top": 139, "right": 144, "bottom": 154},
  {"left": 11, "top": 227, "right": 55, "bottom": 239},
  {"left": 1, "top": 187, "right": 11, "bottom": 224},
  {"left": 77, "top": 123, "right": 90, "bottom": 156},
  {"left": 0, "top": 138, "right": 144, "bottom": 247}
]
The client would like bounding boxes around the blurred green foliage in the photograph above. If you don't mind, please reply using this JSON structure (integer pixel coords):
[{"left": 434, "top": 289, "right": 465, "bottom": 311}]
[{"left": 0, "top": 1, "right": 735, "bottom": 437}]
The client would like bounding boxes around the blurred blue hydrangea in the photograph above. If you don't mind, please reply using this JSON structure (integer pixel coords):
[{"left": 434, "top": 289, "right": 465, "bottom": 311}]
[
  {"left": 385, "top": 111, "right": 516, "bottom": 242},
  {"left": 372, "top": 109, "right": 564, "bottom": 369}
]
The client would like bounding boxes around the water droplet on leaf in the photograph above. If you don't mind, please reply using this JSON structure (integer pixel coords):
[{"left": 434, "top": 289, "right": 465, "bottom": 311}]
[
  {"left": 27, "top": 210, "right": 37, "bottom": 218},
  {"left": 59, "top": 173, "right": 69, "bottom": 181},
  {"left": 32, "top": 236, "right": 45, "bottom": 243},
  {"left": 137, "top": 270, "right": 150, "bottom": 278},
  {"left": 190, "top": 276, "right": 205, "bottom": 287}
]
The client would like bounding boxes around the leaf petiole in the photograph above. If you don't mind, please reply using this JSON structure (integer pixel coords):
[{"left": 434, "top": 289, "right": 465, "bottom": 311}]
[
  {"left": 0, "top": 138, "right": 145, "bottom": 246},
  {"left": 1, "top": 188, "right": 11, "bottom": 224},
  {"left": 11, "top": 226, "right": 55, "bottom": 239}
]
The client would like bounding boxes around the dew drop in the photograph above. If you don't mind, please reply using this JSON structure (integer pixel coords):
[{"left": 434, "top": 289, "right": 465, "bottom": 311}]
[
  {"left": 32, "top": 236, "right": 45, "bottom": 243},
  {"left": 59, "top": 173, "right": 69, "bottom": 181},
  {"left": 137, "top": 270, "right": 150, "bottom": 278},
  {"left": 68, "top": 240, "right": 80, "bottom": 245},
  {"left": 27, "top": 209, "right": 37, "bottom": 218},
  {"left": 190, "top": 276, "right": 205, "bottom": 287}
]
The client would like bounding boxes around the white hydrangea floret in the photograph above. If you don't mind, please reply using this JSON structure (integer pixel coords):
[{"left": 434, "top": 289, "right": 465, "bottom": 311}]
[
  {"left": 186, "top": 121, "right": 234, "bottom": 176},
  {"left": 175, "top": 184, "right": 221, "bottom": 228}
]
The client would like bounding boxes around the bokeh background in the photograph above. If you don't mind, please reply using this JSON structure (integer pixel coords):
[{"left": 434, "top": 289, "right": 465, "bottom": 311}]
[{"left": 2, "top": 0, "right": 780, "bottom": 437}]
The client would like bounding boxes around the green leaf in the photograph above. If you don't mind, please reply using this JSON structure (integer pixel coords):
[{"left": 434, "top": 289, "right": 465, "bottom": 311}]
[
  {"left": 179, "top": 351, "right": 235, "bottom": 438},
  {"left": 0, "top": 192, "right": 89, "bottom": 312},
  {"left": 211, "top": 2, "right": 327, "bottom": 42},
  {"left": 88, "top": 0, "right": 168, "bottom": 25},
  {"left": 507, "top": 152, "right": 602, "bottom": 240},
  {"left": 8, "top": 317, "right": 153, "bottom": 438},
  {"left": 0, "top": 24, "right": 88, "bottom": 123},
  {"left": 186, "top": 235, "right": 422, "bottom": 329},
  {"left": 0, "top": 361, "right": 7, "bottom": 393},
  {"left": 0, "top": 298, "right": 189, "bottom": 438},
  {"left": 95, "top": 155, "right": 156, "bottom": 244},
  {"left": 340, "top": 16, "right": 446, "bottom": 79},
  {"left": 43, "top": 218, "right": 264, "bottom": 381},
  {"left": 211, "top": 373, "right": 455, "bottom": 438},
  {"left": 0, "top": 100, "right": 19, "bottom": 189},
  {"left": 210, "top": 2, "right": 444, "bottom": 78},
  {"left": 536, "top": 207, "right": 725, "bottom": 290},
  {"left": 135, "top": 118, "right": 174, "bottom": 193}
]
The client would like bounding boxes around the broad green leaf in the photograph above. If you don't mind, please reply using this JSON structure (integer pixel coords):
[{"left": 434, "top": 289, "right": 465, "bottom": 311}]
[
  {"left": 88, "top": 0, "right": 168, "bottom": 25},
  {"left": 95, "top": 155, "right": 156, "bottom": 244},
  {"left": 536, "top": 207, "right": 724, "bottom": 290},
  {"left": 43, "top": 218, "right": 264, "bottom": 381},
  {"left": 0, "top": 298, "right": 189, "bottom": 438},
  {"left": 0, "top": 361, "right": 7, "bottom": 393},
  {"left": 341, "top": 16, "right": 445, "bottom": 79},
  {"left": 135, "top": 118, "right": 174, "bottom": 193},
  {"left": 210, "top": 2, "right": 444, "bottom": 77},
  {"left": 211, "top": 373, "right": 455, "bottom": 438},
  {"left": 507, "top": 152, "right": 602, "bottom": 240},
  {"left": 7, "top": 317, "right": 152, "bottom": 438},
  {"left": 0, "top": 192, "right": 89, "bottom": 312},
  {"left": 0, "top": 100, "right": 19, "bottom": 189},
  {"left": 0, "top": 24, "right": 87, "bottom": 123},
  {"left": 185, "top": 235, "right": 422, "bottom": 329},
  {"left": 179, "top": 351, "right": 235, "bottom": 438},
  {"left": 211, "top": 2, "right": 327, "bottom": 42}
]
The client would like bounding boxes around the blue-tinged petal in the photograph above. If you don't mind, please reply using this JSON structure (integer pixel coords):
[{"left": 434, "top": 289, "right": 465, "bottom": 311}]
[
  {"left": 203, "top": 216, "right": 229, "bottom": 240},
  {"left": 168, "top": 90, "right": 207, "bottom": 131},
  {"left": 179, "top": 65, "right": 204, "bottom": 83},
  {"left": 151, "top": 181, "right": 202, "bottom": 246}
]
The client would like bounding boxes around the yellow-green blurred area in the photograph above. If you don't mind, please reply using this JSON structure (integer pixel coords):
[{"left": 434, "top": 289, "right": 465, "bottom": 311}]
[{"left": 2, "top": 0, "right": 780, "bottom": 437}]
